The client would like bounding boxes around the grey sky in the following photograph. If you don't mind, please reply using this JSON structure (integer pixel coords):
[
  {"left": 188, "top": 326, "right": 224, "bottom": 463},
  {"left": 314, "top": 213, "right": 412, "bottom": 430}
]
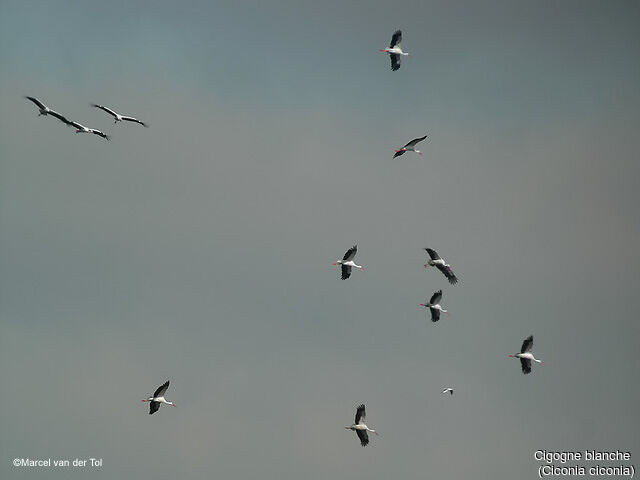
[{"left": 1, "top": 0, "right": 639, "bottom": 479}]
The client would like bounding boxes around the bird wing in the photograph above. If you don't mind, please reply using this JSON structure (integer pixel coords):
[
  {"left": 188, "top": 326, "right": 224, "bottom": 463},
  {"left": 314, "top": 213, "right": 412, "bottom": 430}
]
[
  {"left": 68, "top": 120, "right": 86, "bottom": 130},
  {"left": 121, "top": 116, "right": 148, "bottom": 127},
  {"left": 390, "top": 53, "right": 401, "bottom": 71},
  {"left": 430, "top": 307, "right": 440, "bottom": 322},
  {"left": 424, "top": 248, "right": 440, "bottom": 260},
  {"left": 356, "top": 429, "right": 369, "bottom": 447},
  {"left": 48, "top": 110, "right": 72, "bottom": 125},
  {"left": 520, "top": 335, "right": 533, "bottom": 353},
  {"left": 520, "top": 358, "right": 532, "bottom": 374},
  {"left": 153, "top": 381, "right": 170, "bottom": 398},
  {"left": 92, "top": 104, "right": 118, "bottom": 118},
  {"left": 149, "top": 401, "right": 161, "bottom": 415},
  {"left": 342, "top": 245, "right": 357, "bottom": 261},
  {"left": 390, "top": 30, "right": 402, "bottom": 48},
  {"left": 354, "top": 404, "right": 366, "bottom": 425},
  {"left": 404, "top": 135, "right": 428, "bottom": 148},
  {"left": 25, "top": 96, "right": 46, "bottom": 109},
  {"left": 429, "top": 290, "right": 442, "bottom": 305},
  {"left": 341, "top": 264, "right": 352, "bottom": 280},
  {"left": 436, "top": 264, "right": 458, "bottom": 284},
  {"left": 90, "top": 129, "right": 110, "bottom": 140},
  {"left": 393, "top": 149, "right": 406, "bottom": 158}
]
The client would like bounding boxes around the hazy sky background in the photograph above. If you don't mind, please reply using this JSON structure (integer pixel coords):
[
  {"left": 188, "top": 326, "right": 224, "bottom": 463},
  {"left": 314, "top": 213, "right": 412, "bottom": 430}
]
[{"left": 1, "top": 0, "right": 639, "bottom": 478}]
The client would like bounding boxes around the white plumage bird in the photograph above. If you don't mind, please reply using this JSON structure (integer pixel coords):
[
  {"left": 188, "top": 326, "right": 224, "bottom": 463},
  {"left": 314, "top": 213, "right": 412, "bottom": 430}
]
[
  {"left": 141, "top": 381, "right": 176, "bottom": 414},
  {"left": 67, "top": 120, "right": 110, "bottom": 140},
  {"left": 424, "top": 248, "right": 458, "bottom": 285},
  {"left": 25, "top": 96, "right": 70, "bottom": 126},
  {"left": 332, "top": 245, "right": 364, "bottom": 280},
  {"left": 345, "top": 404, "right": 379, "bottom": 446},
  {"left": 393, "top": 135, "right": 427, "bottom": 158},
  {"left": 420, "top": 290, "right": 449, "bottom": 322},
  {"left": 379, "top": 30, "right": 409, "bottom": 71},
  {"left": 92, "top": 104, "right": 148, "bottom": 127},
  {"left": 509, "top": 335, "right": 543, "bottom": 374}
]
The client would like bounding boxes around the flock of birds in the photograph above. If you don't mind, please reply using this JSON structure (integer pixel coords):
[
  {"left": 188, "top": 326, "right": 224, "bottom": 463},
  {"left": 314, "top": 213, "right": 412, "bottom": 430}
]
[
  {"left": 25, "top": 29, "right": 544, "bottom": 448},
  {"left": 24, "top": 96, "right": 148, "bottom": 141}
]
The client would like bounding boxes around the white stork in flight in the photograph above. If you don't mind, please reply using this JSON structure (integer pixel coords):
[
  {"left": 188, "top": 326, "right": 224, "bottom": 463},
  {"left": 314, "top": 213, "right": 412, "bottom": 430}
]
[
  {"left": 394, "top": 135, "right": 428, "bottom": 158},
  {"left": 25, "top": 96, "right": 54, "bottom": 116},
  {"left": 424, "top": 248, "right": 458, "bottom": 285},
  {"left": 442, "top": 387, "right": 454, "bottom": 395},
  {"left": 92, "top": 104, "right": 148, "bottom": 127},
  {"left": 509, "top": 335, "right": 543, "bottom": 374},
  {"left": 332, "top": 245, "right": 363, "bottom": 280},
  {"left": 141, "top": 380, "right": 176, "bottom": 414},
  {"left": 67, "top": 120, "right": 110, "bottom": 140},
  {"left": 379, "top": 30, "right": 409, "bottom": 71},
  {"left": 420, "top": 290, "right": 449, "bottom": 322},
  {"left": 345, "top": 404, "right": 378, "bottom": 447},
  {"left": 25, "top": 96, "right": 71, "bottom": 126}
]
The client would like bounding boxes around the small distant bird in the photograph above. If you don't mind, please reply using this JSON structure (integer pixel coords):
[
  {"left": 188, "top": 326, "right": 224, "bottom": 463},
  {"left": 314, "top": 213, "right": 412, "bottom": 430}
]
[
  {"left": 25, "top": 96, "right": 54, "bottom": 116},
  {"left": 424, "top": 248, "right": 458, "bottom": 285},
  {"left": 420, "top": 290, "right": 449, "bottom": 322},
  {"left": 442, "top": 387, "right": 454, "bottom": 395},
  {"left": 345, "top": 404, "right": 379, "bottom": 447},
  {"left": 92, "top": 104, "right": 148, "bottom": 127},
  {"left": 141, "top": 381, "right": 176, "bottom": 414},
  {"left": 25, "top": 97, "right": 70, "bottom": 125},
  {"left": 333, "top": 245, "right": 363, "bottom": 280},
  {"left": 67, "top": 120, "right": 110, "bottom": 140},
  {"left": 379, "top": 30, "right": 409, "bottom": 71},
  {"left": 393, "top": 135, "right": 427, "bottom": 158},
  {"left": 509, "top": 335, "right": 543, "bottom": 374}
]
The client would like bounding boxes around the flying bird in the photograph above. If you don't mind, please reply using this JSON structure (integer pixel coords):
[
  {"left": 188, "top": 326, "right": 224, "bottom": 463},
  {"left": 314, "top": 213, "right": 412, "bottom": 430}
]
[
  {"left": 332, "top": 245, "right": 363, "bottom": 280},
  {"left": 92, "top": 104, "right": 148, "bottom": 127},
  {"left": 424, "top": 248, "right": 458, "bottom": 285},
  {"left": 67, "top": 120, "right": 110, "bottom": 140},
  {"left": 345, "top": 404, "right": 379, "bottom": 447},
  {"left": 508, "top": 335, "right": 543, "bottom": 374},
  {"left": 442, "top": 388, "right": 454, "bottom": 395},
  {"left": 141, "top": 380, "right": 176, "bottom": 414},
  {"left": 393, "top": 135, "right": 427, "bottom": 158},
  {"left": 25, "top": 96, "right": 54, "bottom": 116},
  {"left": 25, "top": 97, "right": 70, "bottom": 125},
  {"left": 420, "top": 290, "right": 449, "bottom": 322},
  {"left": 379, "top": 30, "right": 409, "bottom": 71}
]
